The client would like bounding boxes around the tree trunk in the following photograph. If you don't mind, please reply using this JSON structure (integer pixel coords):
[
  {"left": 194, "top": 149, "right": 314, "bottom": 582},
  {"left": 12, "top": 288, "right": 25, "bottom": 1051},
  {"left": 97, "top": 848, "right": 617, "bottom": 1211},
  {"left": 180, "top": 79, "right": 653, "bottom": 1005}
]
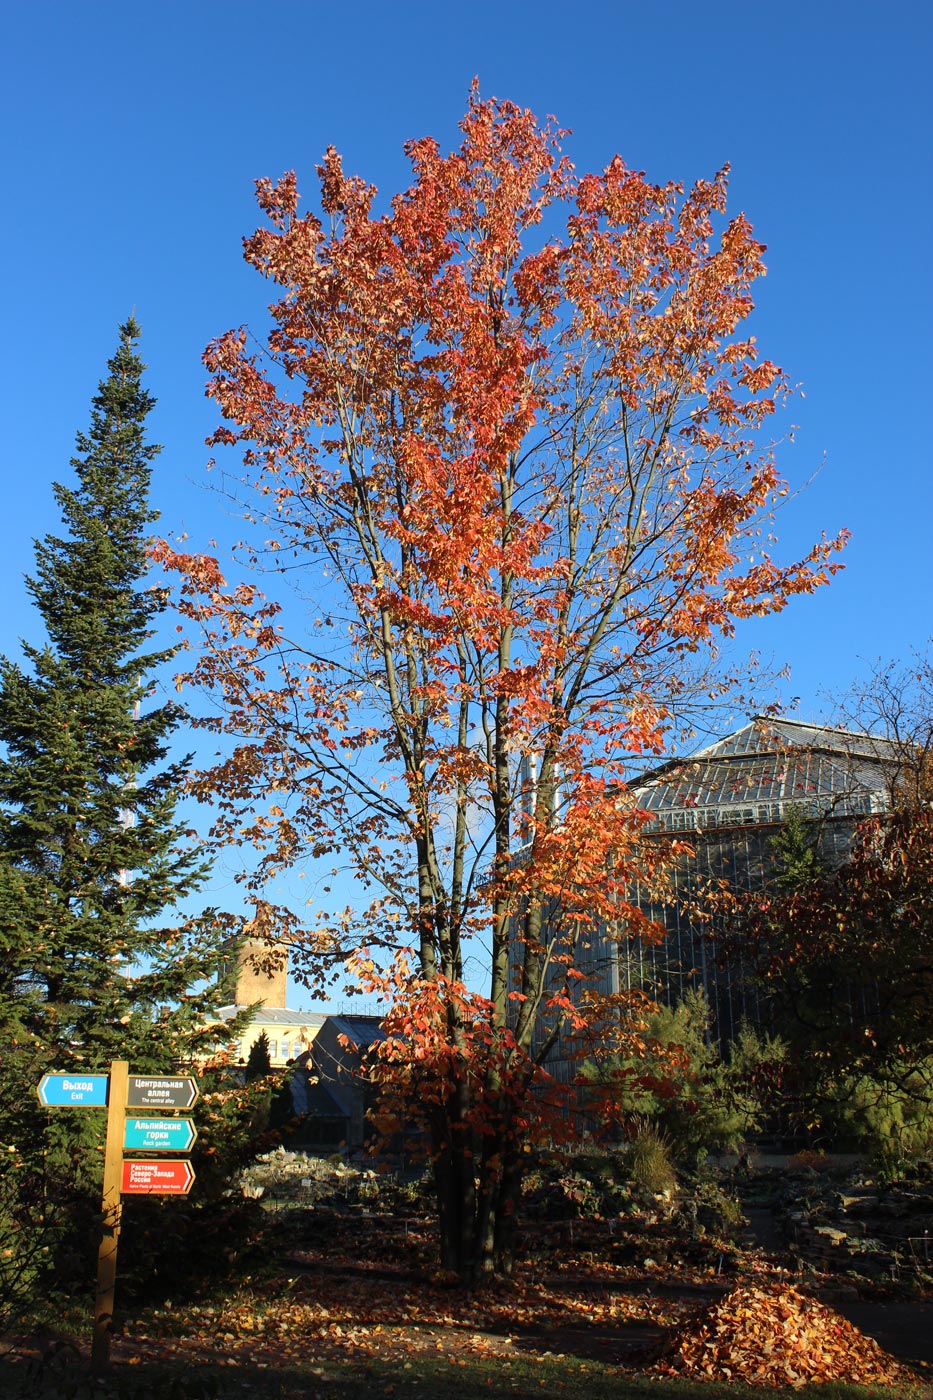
[
  {"left": 434, "top": 1115, "right": 523, "bottom": 1283},
  {"left": 431, "top": 1092, "right": 476, "bottom": 1279},
  {"left": 435, "top": 1097, "right": 530, "bottom": 1284},
  {"left": 492, "top": 1141, "right": 525, "bottom": 1276}
]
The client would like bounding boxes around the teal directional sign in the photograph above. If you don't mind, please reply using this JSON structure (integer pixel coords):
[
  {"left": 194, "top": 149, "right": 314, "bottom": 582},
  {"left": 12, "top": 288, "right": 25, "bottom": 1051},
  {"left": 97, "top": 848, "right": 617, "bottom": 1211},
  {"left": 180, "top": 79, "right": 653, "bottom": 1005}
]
[
  {"left": 123, "top": 1117, "right": 197, "bottom": 1153},
  {"left": 38, "top": 1074, "right": 109, "bottom": 1108}
]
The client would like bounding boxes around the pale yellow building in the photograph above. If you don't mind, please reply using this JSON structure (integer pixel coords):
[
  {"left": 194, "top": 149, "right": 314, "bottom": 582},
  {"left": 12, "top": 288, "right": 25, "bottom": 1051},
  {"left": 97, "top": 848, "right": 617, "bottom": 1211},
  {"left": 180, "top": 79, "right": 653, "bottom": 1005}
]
[{"left": 216, "top": 938, "right": 325, "bottom": 1068}]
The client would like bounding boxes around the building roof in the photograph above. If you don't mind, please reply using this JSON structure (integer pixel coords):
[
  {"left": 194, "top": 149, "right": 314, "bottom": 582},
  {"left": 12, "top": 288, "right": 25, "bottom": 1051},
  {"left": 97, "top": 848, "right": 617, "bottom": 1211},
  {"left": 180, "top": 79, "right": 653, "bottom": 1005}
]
[
  {"left": 689, "top": 717, "right": 901, "bottom": 764},
  {"left": 286, "top": 1062, "right": 347, "bottom": 1119},
  {"left": 630, "top": 717, "right": 898, "bottom": 830},
  {"left": 215, "top": 1006, "right": 328, "bottom": 1030},
  {"left": 322, "top": 1014, "right": 386, "bottom": 1048}
]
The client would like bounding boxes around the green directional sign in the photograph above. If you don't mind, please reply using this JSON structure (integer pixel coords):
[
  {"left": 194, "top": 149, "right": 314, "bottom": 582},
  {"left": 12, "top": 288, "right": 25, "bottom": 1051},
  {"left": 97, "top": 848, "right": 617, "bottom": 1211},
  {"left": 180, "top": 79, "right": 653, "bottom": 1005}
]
[{"left": 123, "top": 1117, "right": 197, "bottom": 1153}]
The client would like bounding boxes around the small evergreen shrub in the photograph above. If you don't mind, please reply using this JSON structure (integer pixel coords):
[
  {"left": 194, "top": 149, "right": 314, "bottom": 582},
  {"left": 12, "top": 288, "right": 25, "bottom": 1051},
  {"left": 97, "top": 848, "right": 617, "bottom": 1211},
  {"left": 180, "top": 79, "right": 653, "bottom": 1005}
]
[{"left": 583, "top": 991, "right": 787, "bottom": 1166}]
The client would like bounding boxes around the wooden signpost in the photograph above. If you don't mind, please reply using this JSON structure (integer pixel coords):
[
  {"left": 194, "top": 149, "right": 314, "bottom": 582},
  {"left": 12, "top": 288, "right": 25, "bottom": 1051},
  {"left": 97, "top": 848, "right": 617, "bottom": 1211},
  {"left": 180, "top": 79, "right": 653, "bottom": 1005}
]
[{"left": 37, "top": 1060, "right": 199, "bottom": 1371}]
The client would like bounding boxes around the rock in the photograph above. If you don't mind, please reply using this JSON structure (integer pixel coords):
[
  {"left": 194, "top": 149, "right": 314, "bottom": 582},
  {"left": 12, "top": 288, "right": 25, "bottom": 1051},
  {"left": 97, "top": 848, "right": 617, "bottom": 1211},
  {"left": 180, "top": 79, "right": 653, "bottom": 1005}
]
[
  {"left": 814, "top": 1226, "right": 848, "bottom": 1246},
  {"left": 840, "top": 1194, "right": 878, "bottom": 1212}
]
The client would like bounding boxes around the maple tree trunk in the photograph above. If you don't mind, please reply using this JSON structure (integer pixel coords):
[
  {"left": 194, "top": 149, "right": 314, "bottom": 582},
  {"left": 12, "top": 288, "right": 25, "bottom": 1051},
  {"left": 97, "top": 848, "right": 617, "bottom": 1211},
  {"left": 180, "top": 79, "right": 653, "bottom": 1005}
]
[
  {"left": 431, "top": 1088, "right": 526, "bottom": 1283},
  {"left": 492, "top": 1133, "right": 526, "bottom": 1277},
  {"left": 431, "top": 1090, "right": 476, "bottom": 1280},
  {"left": 452, "top": 1093, "right": 528, "bottom": 1282},
  {"left": 433, "top": 1158, "right": 474, "bottom": 1279}
]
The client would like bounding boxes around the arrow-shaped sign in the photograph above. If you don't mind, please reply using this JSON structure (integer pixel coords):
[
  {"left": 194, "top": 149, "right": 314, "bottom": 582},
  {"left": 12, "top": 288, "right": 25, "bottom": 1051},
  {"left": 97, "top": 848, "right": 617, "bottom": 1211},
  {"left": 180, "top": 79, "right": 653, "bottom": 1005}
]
[
  {"left": 37, "top": 1073, "right": 109, "bottom": 1108},
  {"left": 123, "top": 1117, "right": 197, "bottom": 1153},
  {"left": 125, "top": 1075, "right": 198, "bottom": 1110},
  {"left": 121, "top": 1159, "right": 195, "bottom": 1195}
]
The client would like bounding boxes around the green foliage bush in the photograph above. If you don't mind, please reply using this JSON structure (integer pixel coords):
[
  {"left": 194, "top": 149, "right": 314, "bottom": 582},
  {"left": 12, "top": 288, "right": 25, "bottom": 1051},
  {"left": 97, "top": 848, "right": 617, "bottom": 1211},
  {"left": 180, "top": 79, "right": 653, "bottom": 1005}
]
[
  {"left": 820, "top": 1063, "right": 933, "bottom": 1179},
  {"left": 690, "top": 1175, "right": 747, "bottom": 1242},
  {"left": 0, "top": 1034, "right": 108, "bottom": 1330},
  {"left": 584, "top": 989, "right": 786, "bottom": 1165},
  {"left": 521, "top": 1150, "right": 633, "bottom": 1220},
  {"left": 0, "top": 1157, "right": 56, "bottom": 1335},
  {"left": 117, "top": 1193, "right": 269, "bottom": 1307}
]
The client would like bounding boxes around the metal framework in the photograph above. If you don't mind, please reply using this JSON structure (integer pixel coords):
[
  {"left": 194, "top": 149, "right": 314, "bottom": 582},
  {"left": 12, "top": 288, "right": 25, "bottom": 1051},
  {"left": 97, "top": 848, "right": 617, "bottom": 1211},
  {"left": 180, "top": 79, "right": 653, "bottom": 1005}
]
[
  {"left": 621, "top": 717, "right": 898, "bottom": 1043},
  {"left": 522, "top": 717, "right": 901, "bottom": 1074}
]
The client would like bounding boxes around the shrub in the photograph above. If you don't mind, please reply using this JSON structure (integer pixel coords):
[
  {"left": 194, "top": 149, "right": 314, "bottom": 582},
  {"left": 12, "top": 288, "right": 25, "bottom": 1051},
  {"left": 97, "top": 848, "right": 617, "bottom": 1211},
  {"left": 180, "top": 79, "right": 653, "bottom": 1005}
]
[
  {"left": 824, "top": 1065, "right": 933, "bottom": 1180},
  {"left": 627, "top": 1122, "right": 678, "bottom": 1198},
  {"left": 520, "top": 1150, "right": 632, "bottom": 1220},
  {"left": 584, "top": 991, "right": 786, "bottom": 1165},
  {"left": 691, "top": 1176, "right": 747, "bottom": 1241}
]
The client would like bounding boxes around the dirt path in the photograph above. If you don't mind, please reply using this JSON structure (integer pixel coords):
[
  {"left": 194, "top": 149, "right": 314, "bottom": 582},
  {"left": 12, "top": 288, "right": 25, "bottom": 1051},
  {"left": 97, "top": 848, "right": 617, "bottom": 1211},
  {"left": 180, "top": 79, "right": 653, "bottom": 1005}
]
[
  {"left": 743, "top": 1204, "right": 787, "bottom": 1253},
  {"left": 831, "top": 1301, "right": 933, "bottom": 1369}
]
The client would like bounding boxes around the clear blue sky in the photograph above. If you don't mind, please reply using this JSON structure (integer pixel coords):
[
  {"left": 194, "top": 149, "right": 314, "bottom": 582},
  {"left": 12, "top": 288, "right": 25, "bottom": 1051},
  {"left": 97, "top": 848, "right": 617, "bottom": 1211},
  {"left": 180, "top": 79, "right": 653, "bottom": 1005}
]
[
  {"left": 1, "top": 2, "right": 930, "bottom": 991},
  {"left": 3, "top": 1, "right": 929, "bottom": 713}
]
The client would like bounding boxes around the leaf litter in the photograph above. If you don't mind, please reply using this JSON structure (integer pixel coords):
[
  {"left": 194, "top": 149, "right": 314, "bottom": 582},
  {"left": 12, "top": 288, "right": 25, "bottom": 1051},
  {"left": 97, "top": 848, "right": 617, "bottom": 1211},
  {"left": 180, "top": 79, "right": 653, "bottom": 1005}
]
[
  {"left": 648, "top": 1281, "right": 918, "bottom": 1388},
  {"left": 106, "top": 1210, "right": 928, "bottom": 1391}
]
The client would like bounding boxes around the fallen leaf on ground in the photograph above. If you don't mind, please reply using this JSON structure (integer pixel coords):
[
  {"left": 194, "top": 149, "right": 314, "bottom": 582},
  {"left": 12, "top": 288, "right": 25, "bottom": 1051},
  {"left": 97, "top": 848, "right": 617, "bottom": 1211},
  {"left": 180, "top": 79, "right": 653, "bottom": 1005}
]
[{"left": 647, "top": 1281, "right": 915, "bottom": 1389}]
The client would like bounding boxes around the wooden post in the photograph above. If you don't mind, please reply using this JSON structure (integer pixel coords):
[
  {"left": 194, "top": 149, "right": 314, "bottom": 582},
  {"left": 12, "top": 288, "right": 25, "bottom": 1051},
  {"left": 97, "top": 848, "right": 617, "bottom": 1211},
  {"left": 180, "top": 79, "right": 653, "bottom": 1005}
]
[{"left": 92, "top": 1059, "right": 127, "bottom": 1373}]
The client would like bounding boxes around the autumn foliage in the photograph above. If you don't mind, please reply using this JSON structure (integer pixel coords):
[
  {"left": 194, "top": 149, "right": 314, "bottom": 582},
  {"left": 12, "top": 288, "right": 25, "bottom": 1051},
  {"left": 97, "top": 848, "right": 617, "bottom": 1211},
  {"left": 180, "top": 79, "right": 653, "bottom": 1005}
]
[
  {"left": 157, "top": 86, "right": 845, "bottom": 1279},
  {"left": 651, "top": 1281, "right": 912, "bottom": 1388}
]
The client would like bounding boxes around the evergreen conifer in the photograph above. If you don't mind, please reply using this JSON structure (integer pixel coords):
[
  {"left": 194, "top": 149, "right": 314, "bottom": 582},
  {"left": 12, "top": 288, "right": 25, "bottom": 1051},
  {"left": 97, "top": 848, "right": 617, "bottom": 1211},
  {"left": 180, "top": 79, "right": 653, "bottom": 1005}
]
[
  {"left": 0, "top": 322, "right": 237, "bottom": 1295},
  {"left": 769, "top": 804, "right": 826, "bottom": 890},
  {"left": 0, "top": 318, "right": 230, "bottom": 1062},
  {"left": 244, "top": 1031, "right": 273, "bottom": 1083}
]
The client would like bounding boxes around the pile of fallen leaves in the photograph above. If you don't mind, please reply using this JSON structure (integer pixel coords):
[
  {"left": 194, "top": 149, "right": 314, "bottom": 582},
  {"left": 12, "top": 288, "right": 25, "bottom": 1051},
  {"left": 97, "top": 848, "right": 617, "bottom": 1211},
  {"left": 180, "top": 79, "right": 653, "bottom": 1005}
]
[{"left": 650, "top": 1281, "right": 915, "bottom": 1388}]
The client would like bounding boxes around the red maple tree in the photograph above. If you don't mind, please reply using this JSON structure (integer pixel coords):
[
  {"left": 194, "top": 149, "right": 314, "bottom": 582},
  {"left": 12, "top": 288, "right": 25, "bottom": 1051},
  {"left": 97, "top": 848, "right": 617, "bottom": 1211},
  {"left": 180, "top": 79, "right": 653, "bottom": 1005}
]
[{"left": 157, "top": 86, "right": 846, "bottom": 1280}]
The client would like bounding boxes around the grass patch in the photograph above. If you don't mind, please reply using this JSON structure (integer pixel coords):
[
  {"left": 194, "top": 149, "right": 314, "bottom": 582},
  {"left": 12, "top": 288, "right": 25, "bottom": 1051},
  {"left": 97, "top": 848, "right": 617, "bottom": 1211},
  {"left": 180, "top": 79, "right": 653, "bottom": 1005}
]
[{"left": 1, "top": 1348, "right": 927, "bottom": 1400}]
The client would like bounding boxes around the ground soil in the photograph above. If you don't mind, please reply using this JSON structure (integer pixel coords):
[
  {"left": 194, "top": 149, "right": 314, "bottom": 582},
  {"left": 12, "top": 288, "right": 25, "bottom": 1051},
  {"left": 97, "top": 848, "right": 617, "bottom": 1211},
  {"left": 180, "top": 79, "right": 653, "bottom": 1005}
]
[{"left": 5, "top": 1191, "right": 933, "bottom": 1396}]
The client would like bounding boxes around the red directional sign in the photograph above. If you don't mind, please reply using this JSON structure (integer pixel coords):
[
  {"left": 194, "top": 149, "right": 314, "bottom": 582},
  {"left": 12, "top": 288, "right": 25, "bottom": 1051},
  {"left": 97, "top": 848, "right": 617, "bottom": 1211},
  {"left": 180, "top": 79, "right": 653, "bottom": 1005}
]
[{"left": 121, "top": 1159, "right": 195, "bottom": 1195}]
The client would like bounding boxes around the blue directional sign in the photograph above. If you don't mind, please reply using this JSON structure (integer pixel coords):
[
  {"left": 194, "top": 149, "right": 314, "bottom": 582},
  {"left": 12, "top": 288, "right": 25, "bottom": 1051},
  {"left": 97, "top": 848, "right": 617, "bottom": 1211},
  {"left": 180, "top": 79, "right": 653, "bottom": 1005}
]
[
  {"left": 123, "top": 1117, "right": 197, "bottom": 1153},
  {"left": 38, "top": 1074, "right": 109, "bottom": 1108}
]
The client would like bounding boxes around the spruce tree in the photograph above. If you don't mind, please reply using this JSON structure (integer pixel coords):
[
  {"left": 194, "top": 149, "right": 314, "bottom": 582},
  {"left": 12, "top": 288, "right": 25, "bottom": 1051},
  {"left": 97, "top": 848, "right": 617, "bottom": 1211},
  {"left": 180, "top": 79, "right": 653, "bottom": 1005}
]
[
  {"left": 769, "top": 805, "right": 826, "bottom": 891},
  {"left": 244, "top": 1031, "right": 273, "bottom": 1083},
  {"left": 0, "top": 321, "right": 232, "bottom": 1179},
  {"left": 0, "top": 324, "right": 274, "bottom": 1318}
]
